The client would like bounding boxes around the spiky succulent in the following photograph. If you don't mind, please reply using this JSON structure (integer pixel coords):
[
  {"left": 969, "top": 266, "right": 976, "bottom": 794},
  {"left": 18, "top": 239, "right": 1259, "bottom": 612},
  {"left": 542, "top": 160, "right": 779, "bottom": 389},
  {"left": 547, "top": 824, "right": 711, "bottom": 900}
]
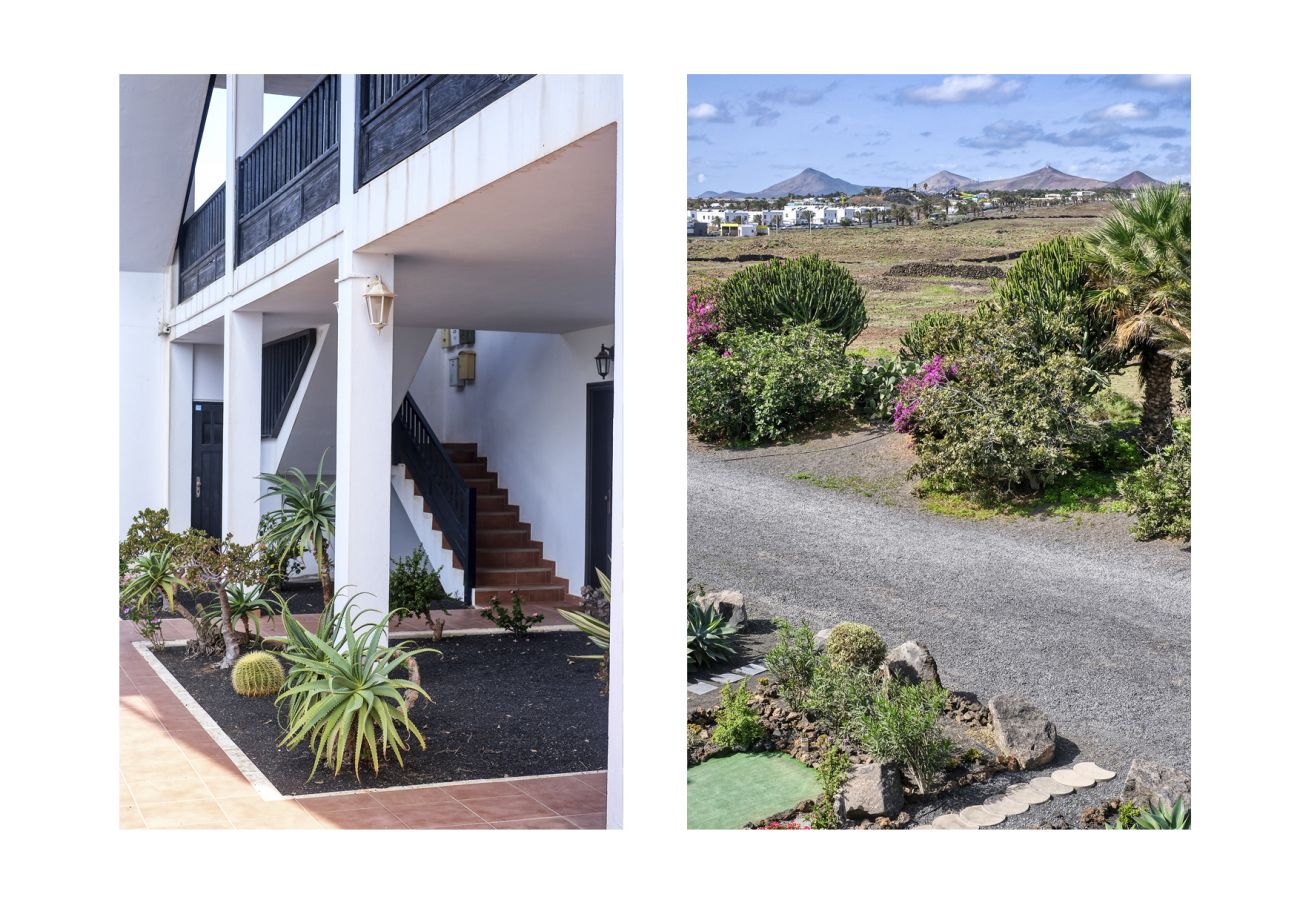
[
  {"left": 687, "top": 593, "right": 737, "bottom": 668},
  {"left": 231, "top": 651, "right": 285, "bottom": 697},
  {"left": 1108, "top": 796, "right": 1190, "bottom": 830}
]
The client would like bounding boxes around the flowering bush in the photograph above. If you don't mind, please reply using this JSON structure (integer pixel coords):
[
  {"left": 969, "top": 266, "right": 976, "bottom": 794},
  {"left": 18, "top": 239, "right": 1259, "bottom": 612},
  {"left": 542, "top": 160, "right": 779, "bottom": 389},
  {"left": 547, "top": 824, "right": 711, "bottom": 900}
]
[
  {"left": 761, "top": 820, "right": 811, "bottom": 829},
  {"left": 687, "top": 290, "right": 721, "bottom": 351},
  {"left": 892, "top": 355, "right": 957, "bottom": 433},
  {"left": 122, "top": 593, "right": 166, "bottom": 650}
]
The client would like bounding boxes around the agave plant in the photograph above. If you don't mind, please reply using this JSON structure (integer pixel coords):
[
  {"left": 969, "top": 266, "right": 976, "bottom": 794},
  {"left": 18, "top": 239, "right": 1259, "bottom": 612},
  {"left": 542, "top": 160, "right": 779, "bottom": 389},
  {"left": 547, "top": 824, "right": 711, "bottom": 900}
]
[
  {"left": 558, "top": 569, "right": 612, "bottom": 660},
  {"left": 120, "top": 547, "right": 190, "bottom": 613},
  {"left": 687, "top": 592, "right": 737, "bottom": 668},
  {"left": 201, "top": 582, "right": 277, "bottom": 639},
  {"left": 1108, "top": 796, "right": 1190, "bottom": 830},
  {"left": 276, "top": 607, "right": 439, "bottom": 780},
  {"left": 258, "top": 454, "right": 336, "bottom": 608}
]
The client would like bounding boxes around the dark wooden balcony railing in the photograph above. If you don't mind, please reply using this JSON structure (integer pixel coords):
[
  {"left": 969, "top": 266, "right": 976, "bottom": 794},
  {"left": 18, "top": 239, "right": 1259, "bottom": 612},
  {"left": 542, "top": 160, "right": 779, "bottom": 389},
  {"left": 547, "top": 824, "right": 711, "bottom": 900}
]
[
  {"left": 355, "top": 74, "right": 534, "bottom": 188},
  {"left": 178, "top": 184, "right": 225, "bottom": 300},
  {"left": 393, "top": 393, "right": 475, "bottom": 603},
  {"left": 261, "top": 329, "right": 317, "bottom": 438},
  {"left": 236, "top": 74, "right": 340, "bottom": 264}
]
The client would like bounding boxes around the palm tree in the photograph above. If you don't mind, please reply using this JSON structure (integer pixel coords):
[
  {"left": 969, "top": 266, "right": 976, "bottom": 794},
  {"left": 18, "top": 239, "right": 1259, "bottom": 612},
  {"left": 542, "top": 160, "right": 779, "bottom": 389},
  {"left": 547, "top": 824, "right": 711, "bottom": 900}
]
[
  {"left": 1084, "top": 185, "right": 1191, "bottom": 450},
  {"left": 258, "top": 455, "right": 337, "bottom": 609}
]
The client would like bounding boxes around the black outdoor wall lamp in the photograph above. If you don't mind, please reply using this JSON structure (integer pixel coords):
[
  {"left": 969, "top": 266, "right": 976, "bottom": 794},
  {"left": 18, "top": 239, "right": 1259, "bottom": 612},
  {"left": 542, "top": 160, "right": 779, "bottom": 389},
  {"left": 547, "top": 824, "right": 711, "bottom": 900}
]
[{"left": 594, "top": 343, "right": 614, "bottom": 380}]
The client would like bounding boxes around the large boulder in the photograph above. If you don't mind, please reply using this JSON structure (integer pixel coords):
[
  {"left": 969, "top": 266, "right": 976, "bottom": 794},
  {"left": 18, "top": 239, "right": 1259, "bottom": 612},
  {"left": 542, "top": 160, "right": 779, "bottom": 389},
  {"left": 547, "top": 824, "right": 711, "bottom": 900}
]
[
  {"left": 880, "top": 641, "right": 941, "bottom": 685},
  {"left": 834, "top": 763, "right": 904, "bottom": 820},
  {"left": 1120, "top": 759, "right": 1191, "bottom": 811},
  {"left": 813, "top": 628, "right": 833, "bottom": 653},
  {"left": 988, "top": 694, "right": 1056, "bottom": 769},
  {"left": 695, "top": 590, "right": 747, "bottom": 630}
]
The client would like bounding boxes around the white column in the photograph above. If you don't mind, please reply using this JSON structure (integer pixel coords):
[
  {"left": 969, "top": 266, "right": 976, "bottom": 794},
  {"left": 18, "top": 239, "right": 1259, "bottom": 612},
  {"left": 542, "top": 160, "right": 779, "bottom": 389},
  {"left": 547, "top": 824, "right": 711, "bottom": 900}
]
[
  {"left": 606, "top": 103, "right": 625, "bottom": 830},
  {"left": 222, "top": 310, "right": 263, "bottom": 541},
  {"left": 168, "top": 341, "right": 195, "bottom": 530},
  {"left": 333, "top": 254, "right": 395, "bottom": 632},
  {"left": 224, "top": 74, "right": 264, "bottom": 279}
]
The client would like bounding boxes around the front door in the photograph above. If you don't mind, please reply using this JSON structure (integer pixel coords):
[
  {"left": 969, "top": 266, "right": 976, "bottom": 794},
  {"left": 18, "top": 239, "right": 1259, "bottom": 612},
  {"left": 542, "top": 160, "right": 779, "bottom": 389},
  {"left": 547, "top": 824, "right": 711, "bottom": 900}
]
[
  {"left": 584, "top": 381, "right": 614, "bottom": 590},
  {"left": 191, "top": 402, "right": 224, "bottom": 537}
]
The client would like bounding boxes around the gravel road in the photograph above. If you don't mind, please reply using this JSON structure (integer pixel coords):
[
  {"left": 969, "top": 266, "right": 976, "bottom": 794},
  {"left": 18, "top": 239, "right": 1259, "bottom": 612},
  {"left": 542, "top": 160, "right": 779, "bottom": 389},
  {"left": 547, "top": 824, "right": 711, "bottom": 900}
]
[{"left": 688, "top": 446, "right": 1192, "bottom": 805}]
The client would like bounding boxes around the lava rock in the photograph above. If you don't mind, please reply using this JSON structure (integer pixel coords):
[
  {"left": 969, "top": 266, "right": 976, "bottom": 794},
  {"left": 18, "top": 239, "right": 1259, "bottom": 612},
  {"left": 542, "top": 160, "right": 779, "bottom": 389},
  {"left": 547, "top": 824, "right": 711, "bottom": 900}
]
[
  {"left": 1120, "top": 759, "right": 1191, "bottom": 811},
  {"left": 695, "top": 590, "right": 747, "bottom": 630},
  {"left": 988, "top": 694, "right": 1057, "bottom": 769},
  {"left": 880, "top": 641, "right": 941, "bottom": 685},
  {"left": 814, "top": 628, "right": 833, "bottom": 653},
  {"left": 834, "top": 763, "right": 904, "bottom": 820}
]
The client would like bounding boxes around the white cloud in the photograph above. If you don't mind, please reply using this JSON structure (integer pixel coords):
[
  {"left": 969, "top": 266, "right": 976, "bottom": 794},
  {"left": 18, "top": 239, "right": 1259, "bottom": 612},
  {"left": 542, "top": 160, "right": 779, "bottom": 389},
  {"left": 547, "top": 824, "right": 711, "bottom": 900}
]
[
  {"left": 688, "top": 102, "right": 732, "bottom": 123},
  {"left": 1088, "top": 101, "right": 1157, "bottom": 121},
  {"left": 696, "top": 173, "right": 706, "bottom": 184},
  {"left": 900, "top": 75, "right": 1025, "bottom": 104},
  {"left": 1129, "top": 74, "right": 1191, "bottom": 90}
]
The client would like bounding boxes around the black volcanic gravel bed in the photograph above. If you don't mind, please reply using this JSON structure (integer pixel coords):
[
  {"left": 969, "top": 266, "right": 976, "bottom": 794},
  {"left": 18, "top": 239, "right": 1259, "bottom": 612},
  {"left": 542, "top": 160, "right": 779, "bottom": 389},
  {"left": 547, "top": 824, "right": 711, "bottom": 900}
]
[{"left": 154, "top": 631, "right": 607, "bottom": 795}]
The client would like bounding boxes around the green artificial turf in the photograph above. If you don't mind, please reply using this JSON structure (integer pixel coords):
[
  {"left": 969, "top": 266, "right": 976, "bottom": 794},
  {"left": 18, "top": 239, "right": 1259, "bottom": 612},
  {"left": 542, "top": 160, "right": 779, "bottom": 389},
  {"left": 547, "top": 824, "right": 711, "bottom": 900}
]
[{"left": 687, "top": 752, "right": 820, "bottom": 829}]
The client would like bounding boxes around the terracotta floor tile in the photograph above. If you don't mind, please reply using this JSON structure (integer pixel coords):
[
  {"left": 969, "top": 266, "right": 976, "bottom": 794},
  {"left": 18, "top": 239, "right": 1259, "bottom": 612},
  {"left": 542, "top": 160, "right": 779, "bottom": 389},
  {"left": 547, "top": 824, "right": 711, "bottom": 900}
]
[
  {"left": 461, "top": 793, "right": 557, "bottom": 823},
  {"left": 296, "top": 792, "right": 387, "bottom": 814},
  {"left": 493, "top": 816, "right": 579, "bottom": 830},
  {"left": 441, "top": 780, "right": 526, "bottom": 801},
  {"left": 120, "top": 807, "right": 145, "bottom": 829},
  {"left": 565, "top": 812, "right": 607, "bottom": 829},
  {"left": 390, "top": 800, "right": 486, "bottom": 829},
  {"left": 516, "top": 777, "right": 608, "bottom": 815},
  {"left": 574, "top": 772, "right": 607, "bottom": 793},
  {"left": 311, "top": 806, "right": 408, "bottom": 829},
  {"left": 433, "top": 823, "right": 495, "bottom": 829},
  {"left": 218, "top": 797, "right": 320, "bottom": 829},
  {"left": 370, "top": 786, "right": 452, "bottom": 808},
  {"left": 127, "top": 776, "right": 216, "bottom": 805},
  {"left": 138, "top": 798, "right": 228, "bottom": 829}
]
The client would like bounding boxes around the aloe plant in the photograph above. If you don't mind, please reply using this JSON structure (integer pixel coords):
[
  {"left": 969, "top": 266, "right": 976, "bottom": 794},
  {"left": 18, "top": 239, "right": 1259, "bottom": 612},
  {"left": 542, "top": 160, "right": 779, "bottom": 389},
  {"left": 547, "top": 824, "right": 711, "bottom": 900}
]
[
  {"left": 687, "top": 592, "right": 737, "bottom": 668},
  {"left": 258, "top": 454, "right": 336, "bottom": 609},
  {"left": 276, "top": 607, "right": 439, "bottom": 780},
  {"left": 558, "top": 568, "right": 612, "bottom": 660},
  {"left": 1108, "top": 796, "right": 1190, "bottom": 830},
  {"left": 120, "top": 547, "right": 190, "bottom": 613}
]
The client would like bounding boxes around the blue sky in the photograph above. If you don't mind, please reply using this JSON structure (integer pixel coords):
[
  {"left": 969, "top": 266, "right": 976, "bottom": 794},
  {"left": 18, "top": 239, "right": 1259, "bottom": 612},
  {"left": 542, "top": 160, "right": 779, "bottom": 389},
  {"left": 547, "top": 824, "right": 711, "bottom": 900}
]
[
  {"left": 192, "top": 89, "right": 299, "bottom": 205},
  {"left": 686, "top": 74, "right": 1190, "bottom": 196}
]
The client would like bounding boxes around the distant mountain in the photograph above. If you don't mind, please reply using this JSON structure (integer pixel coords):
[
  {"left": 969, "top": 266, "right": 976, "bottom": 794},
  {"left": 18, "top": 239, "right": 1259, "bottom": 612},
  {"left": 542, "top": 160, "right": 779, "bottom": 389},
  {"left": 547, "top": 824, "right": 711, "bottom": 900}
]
[
  {"left": 1105, "top": 170, "right": 1166, "bottom": 190},
  {"left": 969, "top": 165, "right": 1110, "bottom": 192},
  {"left": 695, "top": 167, "right": 864, "bottom": 200},
  {"left": 913, "top": 170, "right": 975, "bottom": 193}
]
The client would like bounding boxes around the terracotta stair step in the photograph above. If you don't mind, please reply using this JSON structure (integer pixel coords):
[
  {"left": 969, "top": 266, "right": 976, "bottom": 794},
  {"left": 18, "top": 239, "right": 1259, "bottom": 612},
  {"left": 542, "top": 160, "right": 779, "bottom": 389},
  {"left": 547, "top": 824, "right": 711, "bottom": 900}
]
[
  {"left": 475, "top": 584, "right": 573, "bottom": 607},
  {"left": 476, "top": 566, "right": 557, "bottom": 588},
  {"left": 477, "top": 547, "right": 543, "bottom": 568},
  {"left": 476, "top": 511, "right": 522, "bottom": 529},
  {"left": 476, "top": 527, "right": 532, "bottom": 547}
]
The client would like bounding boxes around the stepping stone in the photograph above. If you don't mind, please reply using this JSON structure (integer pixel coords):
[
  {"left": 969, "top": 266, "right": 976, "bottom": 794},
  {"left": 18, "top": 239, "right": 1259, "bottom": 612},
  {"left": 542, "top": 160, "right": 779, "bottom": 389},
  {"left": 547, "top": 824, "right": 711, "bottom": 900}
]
[
  {"left": 1030, "top": 776, "right": 1074, "bottom": 796},
  {"left": 687, "top": 682, "right": 718, "bottom": 695},
  {"left": 931, "top": 813, "right": 978, "bottom": 830},
  {"left": 1052, "top": 768, "right": 1096, "bottom": 788},
  {"left": 1006, "top": 783, "right": 1052, "bottom": 805},
  {"left": 958, "top": 805, "right": 1005, "bottom": 828},
  {"left": 1073, "top": 761, "right": 1116, "bottom": 781},
  {"left": 738, "top": 663, "right": 767, "bottom": 675},
  {"left": 984, "top": 794, "right": 1031, "bottom": 816},
  {"left": 912, "top": 824, "right": 934, "bottom": 830},
  {"left": 710, "top": 672, "right": 743, "bottom": 684}
]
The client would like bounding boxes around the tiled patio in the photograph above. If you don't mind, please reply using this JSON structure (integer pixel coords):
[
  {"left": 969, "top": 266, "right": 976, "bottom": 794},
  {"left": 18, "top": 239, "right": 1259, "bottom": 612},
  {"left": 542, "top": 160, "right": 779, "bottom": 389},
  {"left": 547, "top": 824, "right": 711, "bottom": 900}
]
[{"left": 119, "top": 614, "right": 606, "bottom": 829}]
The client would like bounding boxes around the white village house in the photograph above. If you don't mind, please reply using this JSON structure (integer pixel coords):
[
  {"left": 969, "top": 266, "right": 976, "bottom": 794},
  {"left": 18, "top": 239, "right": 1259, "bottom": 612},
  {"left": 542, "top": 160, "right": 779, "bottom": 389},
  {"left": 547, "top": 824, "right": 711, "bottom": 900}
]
[{"left": 120, "top": 74, "right": 624, "bottom": 820}]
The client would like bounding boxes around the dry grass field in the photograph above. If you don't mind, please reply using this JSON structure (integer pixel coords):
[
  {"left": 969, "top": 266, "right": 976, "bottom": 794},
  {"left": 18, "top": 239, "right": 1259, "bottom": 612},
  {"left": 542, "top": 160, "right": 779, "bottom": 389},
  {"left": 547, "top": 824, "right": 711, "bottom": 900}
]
[{"left": 687, "top": 203, "right": 1115, "bottom": 356}]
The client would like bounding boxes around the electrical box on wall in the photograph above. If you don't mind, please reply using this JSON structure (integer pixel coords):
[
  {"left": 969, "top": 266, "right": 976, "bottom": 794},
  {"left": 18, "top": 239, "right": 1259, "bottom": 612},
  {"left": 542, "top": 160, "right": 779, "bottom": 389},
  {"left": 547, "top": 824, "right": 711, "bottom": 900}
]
[
  {"left": 440, "top": 329, "right": 453, "bottom": 349},
  {"left": 459, "top": 329, "right": 475, "bottom": 346},
  {"left": 457, "top": 350, "right": 476, "bottom": 383},
  {"left": 443, "top": 328, "right": 477, "bottom": 348},
  {"left": 448, "top": 357, "right": 464, "bottom": 388}
]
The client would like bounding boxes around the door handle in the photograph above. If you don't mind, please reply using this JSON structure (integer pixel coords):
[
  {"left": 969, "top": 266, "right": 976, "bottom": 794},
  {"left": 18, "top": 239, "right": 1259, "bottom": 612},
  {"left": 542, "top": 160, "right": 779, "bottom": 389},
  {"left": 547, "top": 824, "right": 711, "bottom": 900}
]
[{"left": 194, "top": 476, "right": 202, "bottom": 499}]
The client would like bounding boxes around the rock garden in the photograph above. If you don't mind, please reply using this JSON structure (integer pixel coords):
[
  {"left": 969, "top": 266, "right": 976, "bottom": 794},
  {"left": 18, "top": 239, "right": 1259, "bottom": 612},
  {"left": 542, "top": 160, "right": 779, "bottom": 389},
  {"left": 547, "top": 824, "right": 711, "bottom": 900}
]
[{"left": 686, "top": 591, "right": 1189, "bottom": 830}]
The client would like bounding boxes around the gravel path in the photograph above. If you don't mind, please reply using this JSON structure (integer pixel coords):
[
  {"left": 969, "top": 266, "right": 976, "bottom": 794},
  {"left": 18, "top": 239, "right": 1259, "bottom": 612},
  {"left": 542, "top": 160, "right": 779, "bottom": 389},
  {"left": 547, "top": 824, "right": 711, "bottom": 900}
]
[{"left": 688, "top": 447, "right": 1191, "bottom": 796}]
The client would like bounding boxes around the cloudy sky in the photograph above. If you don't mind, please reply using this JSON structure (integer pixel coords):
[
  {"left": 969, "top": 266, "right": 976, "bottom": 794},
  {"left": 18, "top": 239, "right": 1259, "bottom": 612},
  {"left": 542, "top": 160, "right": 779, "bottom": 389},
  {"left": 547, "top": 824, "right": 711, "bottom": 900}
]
[{"left": 686, "top": 74, "right": 1190, "bottom": 196}]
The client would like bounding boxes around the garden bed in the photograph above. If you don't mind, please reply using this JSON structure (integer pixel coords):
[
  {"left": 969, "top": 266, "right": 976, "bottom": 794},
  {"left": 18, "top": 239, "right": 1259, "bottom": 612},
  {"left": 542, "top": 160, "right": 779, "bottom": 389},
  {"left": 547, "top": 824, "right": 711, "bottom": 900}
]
[{"left": 153, "top": 631, "right": 606, "bottom": 795}]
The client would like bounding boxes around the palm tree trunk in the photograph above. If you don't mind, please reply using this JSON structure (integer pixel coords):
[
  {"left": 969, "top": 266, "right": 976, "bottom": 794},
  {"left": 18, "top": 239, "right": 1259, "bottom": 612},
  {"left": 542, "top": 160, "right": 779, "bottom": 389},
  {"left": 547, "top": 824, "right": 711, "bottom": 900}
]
[
  {"left": 1139, "top": 350, "right": 1175, "bottom": 451},
  {"left": 316, "top": 535, "right": 334, "bottom": 614}
]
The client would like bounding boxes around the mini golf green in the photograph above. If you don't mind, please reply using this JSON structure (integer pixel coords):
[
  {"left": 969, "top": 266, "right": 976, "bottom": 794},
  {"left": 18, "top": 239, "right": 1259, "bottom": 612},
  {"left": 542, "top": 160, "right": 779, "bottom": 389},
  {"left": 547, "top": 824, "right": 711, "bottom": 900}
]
[{"left": 687, "top": 752, "right": 820, "bottom": 829}]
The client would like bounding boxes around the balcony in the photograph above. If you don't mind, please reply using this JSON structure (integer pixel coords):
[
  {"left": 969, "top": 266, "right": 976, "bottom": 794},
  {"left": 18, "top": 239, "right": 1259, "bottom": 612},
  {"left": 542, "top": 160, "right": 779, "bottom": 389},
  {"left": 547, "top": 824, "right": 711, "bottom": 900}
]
[{"left": 178, "top": 184, "right": 225, "bottom": 300}]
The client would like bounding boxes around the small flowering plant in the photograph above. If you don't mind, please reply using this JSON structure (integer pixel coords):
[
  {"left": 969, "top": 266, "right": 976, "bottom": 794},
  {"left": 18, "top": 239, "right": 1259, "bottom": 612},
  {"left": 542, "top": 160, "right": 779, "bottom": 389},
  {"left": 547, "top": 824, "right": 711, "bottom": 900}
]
[
  {"left": 760, "top": 820, "right": 811, "bottom": 829},
  {"left": 893, "top": 354, "right": 958, "bottom": 434},
  {"left": 122, "top": 595, "right": 166, "bottom": 650},
  {"left": 687, "top": 290, "right": 721, "bottom": 351}
]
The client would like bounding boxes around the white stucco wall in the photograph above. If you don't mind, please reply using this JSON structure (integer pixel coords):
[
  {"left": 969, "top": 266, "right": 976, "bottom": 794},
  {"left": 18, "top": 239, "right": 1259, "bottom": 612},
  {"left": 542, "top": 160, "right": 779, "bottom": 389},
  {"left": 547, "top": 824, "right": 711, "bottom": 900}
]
[
  {"left": 407, "top": 324, "right": 613, "bottom": 591},
  {"left": 192, "top": 344, "right": 224, "bottom": 401},
  {"left": 120, "top": 272, "right": 170, "bottom": 536}
]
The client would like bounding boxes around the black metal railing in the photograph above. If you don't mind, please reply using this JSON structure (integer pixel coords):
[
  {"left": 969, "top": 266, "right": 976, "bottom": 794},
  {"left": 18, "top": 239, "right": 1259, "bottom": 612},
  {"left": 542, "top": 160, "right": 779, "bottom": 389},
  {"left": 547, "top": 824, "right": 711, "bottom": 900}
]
[
  {"left": 178, "top": 184, "right": 225, "bottom": 300},
  {"left": 261, "top": 329, "right": 317, "bottom": 438},
  {"left": 236, "top": 75, "right": 340, "bottom": 263},
  {"left": 392, "top": 393, "right": 476, "bottom": 603},
  {"left": 355, "top": 74, "right": 534, "bottom": 188}
]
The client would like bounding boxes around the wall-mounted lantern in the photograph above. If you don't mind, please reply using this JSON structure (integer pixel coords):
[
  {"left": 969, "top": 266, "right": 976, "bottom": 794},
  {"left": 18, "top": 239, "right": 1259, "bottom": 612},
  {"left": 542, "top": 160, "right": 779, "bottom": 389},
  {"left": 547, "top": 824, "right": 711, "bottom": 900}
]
[
  {"left": 594, "top": 343, "right": 614, "bottom": 380},
  {"left": 362, "top": 277, "right": 395, "bottom": 333}
]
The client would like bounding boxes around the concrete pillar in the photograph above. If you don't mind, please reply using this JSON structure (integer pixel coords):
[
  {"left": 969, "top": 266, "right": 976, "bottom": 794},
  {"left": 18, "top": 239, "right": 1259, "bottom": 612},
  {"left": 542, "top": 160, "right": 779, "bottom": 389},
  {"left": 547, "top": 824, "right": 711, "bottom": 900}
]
[
  {"left": 167, "top": 342, "right": 195, "bottom": 531},
  {"left": 224, "top": 74, "right": 264, "bottom": 279},
  {"left": 333, "top": 254, "right": 395, "bottom": 632},
  {"left": 222, "top": 310, "right": 263, "bottom": 541},
  {"left": 606, "top": 109, "right": 625, "bottom": 830}
]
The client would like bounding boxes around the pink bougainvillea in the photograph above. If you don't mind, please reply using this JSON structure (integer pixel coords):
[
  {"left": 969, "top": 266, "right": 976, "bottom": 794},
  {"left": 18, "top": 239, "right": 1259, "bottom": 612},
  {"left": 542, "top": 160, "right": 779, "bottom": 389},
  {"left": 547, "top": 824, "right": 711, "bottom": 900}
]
[
  {"left": 687, "top": 291, "right": 721, "bottom": 350},
  {"left": 893, "top": 354, "right": 957, "bottom": 433}
]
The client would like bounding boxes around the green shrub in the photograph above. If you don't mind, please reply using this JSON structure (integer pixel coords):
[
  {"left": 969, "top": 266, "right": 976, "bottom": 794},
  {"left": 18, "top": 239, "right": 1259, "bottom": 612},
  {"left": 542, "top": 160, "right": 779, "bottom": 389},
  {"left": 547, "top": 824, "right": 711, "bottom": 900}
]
[
  {"left": 390, "top": 547, "right": 457, "bottom": 629},
  {"left": 764, "top": 619, "right": 819, "bottom": 710},
  {"left": 804, "top": 659, "right": 878, "bottom": 737},
  {"left": 687, "top": 591, "right": 738, "bottom": 668},
  {"left": 899, "top": 312, "right": 972, "bottom": 363},
  {"left": 1120, "top": 424, "right": 1190, "bottom": 541},
  {"left": 909, "top": 338, "right": 1105, "bottom": 494},
  {"left": 481, "top": 593, "right": 544, "bottom": 637},
  {"left": 231, "top": 651, "right": 284, "bottom": 697},
  {"left": 824, "top": 622, "right": 887, "bottom": 671},
  {"left": 716, "top": 254, "right": 867, "bottom": 344},
  {"left": 712, "top": 683, "right": 765, "bottom": 750},
  {"left": 810, "top": 743, "right": 850, "bottom": 829},
  {"left": 856, "top": 354, "right": 918, "bottom": 421},
  {"left": 687, "top": 325, "right": 861, "bottom": 444},
  {"left": 120, "top": 508, "right": 180, "bottom": 577},
  {"left": 858, "top": 679, "right": 954, "bottom": 794}
]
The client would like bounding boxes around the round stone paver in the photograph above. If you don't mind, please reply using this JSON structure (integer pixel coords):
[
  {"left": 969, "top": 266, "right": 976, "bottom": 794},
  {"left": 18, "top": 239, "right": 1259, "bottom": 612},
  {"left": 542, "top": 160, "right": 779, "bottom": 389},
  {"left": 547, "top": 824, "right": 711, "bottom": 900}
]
[
  {"left": 1051, "top": 768, "right": 1096, "bottom": 788},
  {"left": 958, "top": 805, "right": 1005, "bottom": 828},
  {"left": 1006, "top": 783, "right": 1052, "bottom": 805},
  {"left": 1031, "top": 776, "right": 1074, "bottom": 796},
  {"left": 1074, "top": 761, "right": 1116, "bottom": 781},
  {"left": 984, "top": 794, "right": 1031, "bottom": 816},
  {"left": 932, "top": 813, "right": 978, "bottom": 829}
]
